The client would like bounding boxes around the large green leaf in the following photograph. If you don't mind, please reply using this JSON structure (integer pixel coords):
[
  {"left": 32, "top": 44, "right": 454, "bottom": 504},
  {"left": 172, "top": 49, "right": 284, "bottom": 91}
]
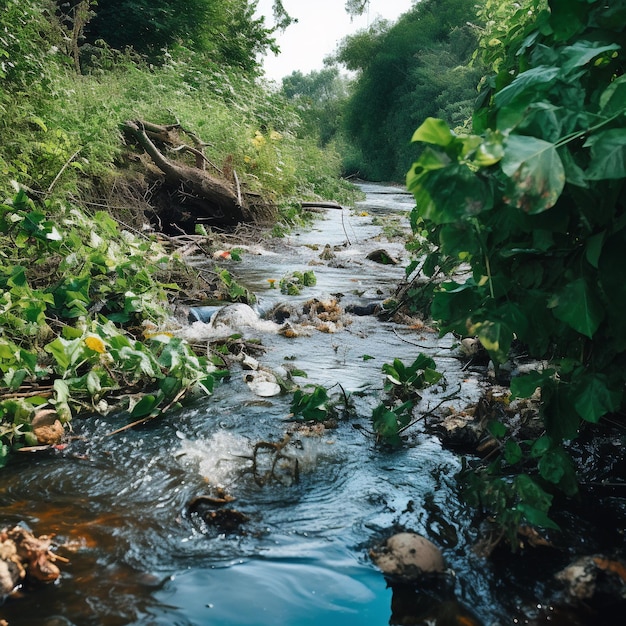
[
  {"left": 548, "top": 0, "right": 587, "bottom": 41},
  {"left": 510, "top": 369, "right": 555, "bottom": 399},
  {"left": 572, "top": 372, "right": 622, "bottom": 423},
  {"left": 494, "top": 66, "right": 560, "bottom": 109},
  {"left": 548, "top": 278, "right": 604, "bottom": 338},
  {"left": 411, "top": 117, "right": 455, "bottom": 146},
  {"left": 468, "top": 319, "right": 513, "bottom": 364},
  {"left": 584, "top": 129, "right": 626, "bottom": 180},
  {"left": 501, "top": 134, "right": 565, "bottom": 213},
  {"left": 560, "top": 40, "right": 621, "bottom": 74},
  {"left": 416, "top": 163, "right": 494, "bottom": 224},
  {"left": 600, "top": 75, "right": 626, "bottom": 116},
  {"left": 538, "top": 446, "right": 578, "bottom": 496}
]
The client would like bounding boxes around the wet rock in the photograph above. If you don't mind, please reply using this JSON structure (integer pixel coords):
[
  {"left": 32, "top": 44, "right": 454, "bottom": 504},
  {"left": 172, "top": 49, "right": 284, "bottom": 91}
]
[
  {"left": 370, "top": 533, "right": 446, "bottom": 582},
  {"left": 0, "top": 541, "right": 22, "bottom": 596},
  {"left": 555, "top": 554, "right": 626, "bottom": 601},
  {"left": 244, "top": 369, "right": 281, "bottom": 397},
  {"left": 178, "top": 303, "right": 280, "bottom": 341},
  {"left": 432, "top": 409, "right": 483, "bottom": 451},
  {"left": 210, "top": 303, "right": 278, "bottom": 333},
  {"left": 345, "top": 302, "right": 380, "bottom": 316},
  {"left": 367, "top": 249, "right": 399, "bottom": 265},
  {"left": 268, "top": 303, "right": 296, "bottom": 324},
  {"left": 319, "top": 244, "right": 336, "bottom": 260},
  {"left": 31, "top": 409, "right": 64, "bottom": 445},
  {"left": 201, "top": 508, "right": 249, "bottom": 532}
]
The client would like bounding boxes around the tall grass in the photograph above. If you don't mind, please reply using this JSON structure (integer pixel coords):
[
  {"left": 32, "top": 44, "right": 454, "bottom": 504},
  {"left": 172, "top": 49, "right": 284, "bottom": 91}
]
[{"left": 0, "top": 40, "right": 357, "bottom": 208}]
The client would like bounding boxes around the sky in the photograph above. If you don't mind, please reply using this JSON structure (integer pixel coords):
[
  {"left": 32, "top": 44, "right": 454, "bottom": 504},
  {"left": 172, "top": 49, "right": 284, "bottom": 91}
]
[{"left": 255, "top": 0, "right": 415, "bottom": 82}]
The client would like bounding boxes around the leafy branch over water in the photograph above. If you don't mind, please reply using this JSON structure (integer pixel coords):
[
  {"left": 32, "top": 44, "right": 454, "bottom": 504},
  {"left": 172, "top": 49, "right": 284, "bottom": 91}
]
[
  {"left": 0, "top": 190, "right": 224, "bottom": 465},
  {"left": 405, "top": 0, "right": 626, "bottom": 543}
]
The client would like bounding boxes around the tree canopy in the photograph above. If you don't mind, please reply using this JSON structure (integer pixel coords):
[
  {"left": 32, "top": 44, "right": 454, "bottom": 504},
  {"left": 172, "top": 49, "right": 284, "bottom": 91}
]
[
  {"left": 336, "top": 0, "right": 484, "bottom": 180},
  {"left": 55, "top": 0, "right": 278, "bottom": 72}
]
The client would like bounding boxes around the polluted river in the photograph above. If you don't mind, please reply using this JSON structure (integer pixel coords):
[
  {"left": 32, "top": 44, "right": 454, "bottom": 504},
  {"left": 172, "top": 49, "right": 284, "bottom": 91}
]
[{"left": 1, "top": 183, "right": 624, "bottom": 625}]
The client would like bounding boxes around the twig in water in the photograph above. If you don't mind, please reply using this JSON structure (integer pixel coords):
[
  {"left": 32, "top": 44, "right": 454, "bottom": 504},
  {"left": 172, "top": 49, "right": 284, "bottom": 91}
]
[
  {"left": 397, "top": 383, "right": 462, "bottom": 434},
  {"left": 340, "top": 208, "right": 352, "bottom": 245},
  {"left": 392, "top": 328, "right": 457, "bottom": 357}
]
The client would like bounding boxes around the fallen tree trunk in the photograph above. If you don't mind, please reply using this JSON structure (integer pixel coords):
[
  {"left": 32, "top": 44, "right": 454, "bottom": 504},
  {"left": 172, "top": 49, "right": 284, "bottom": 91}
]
[{"left": 122, "top": 120, "right": 247, "bottom": 228}]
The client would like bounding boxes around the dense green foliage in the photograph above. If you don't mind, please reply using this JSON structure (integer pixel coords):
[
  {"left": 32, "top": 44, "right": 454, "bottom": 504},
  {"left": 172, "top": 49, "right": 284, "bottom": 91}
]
[
  {"left": 336, "top": 0, "right": 484, "bottom": 180},
  {"left": 0, "top": 0, "right": 359, "bottom": 465},
  {"left": 0, "top": 189, "right": 224, "bottom": 465},
  {"left": 281, "top": 68, "right": 350, "bottom": 146},
  {"left": 78, "top": 0, "right": 276, "bottom": 71},
  {"left": 406, "top": 0, "right": 626, "bottom": 541}
]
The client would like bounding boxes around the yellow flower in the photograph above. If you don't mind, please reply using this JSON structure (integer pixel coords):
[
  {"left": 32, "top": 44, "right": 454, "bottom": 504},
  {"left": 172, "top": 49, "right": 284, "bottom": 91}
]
[
  {"left": 251, "top": 131, "right": 265, "bottom": 149},
  {"left": 85, "top": 335, "right": 106, "bottom": 353},
  {"left": 268, "top": 279, "right": 276, "bottom": 289},
  {"left": 269, "top": 130, "right": 282, "bottom": 141}
]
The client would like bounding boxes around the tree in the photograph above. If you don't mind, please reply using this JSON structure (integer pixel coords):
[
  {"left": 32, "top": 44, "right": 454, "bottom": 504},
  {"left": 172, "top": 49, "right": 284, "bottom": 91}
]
[
  {"left": 336, "top": 0, "right": 484, "bottom": 180},
  {"left": 281, "top": 67, "right": 350, "bottom": 145},
  {"left": 76, "top": 0, "right": 277, "bottom": 71}
]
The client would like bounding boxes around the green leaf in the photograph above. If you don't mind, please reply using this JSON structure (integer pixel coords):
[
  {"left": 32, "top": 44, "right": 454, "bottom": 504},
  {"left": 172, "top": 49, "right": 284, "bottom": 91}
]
[
  {"left": 130, "top": 394, "right": 160, "bottom": 418},
  {"left": 494, "top": 66, "right": 560, "bottom": 109},
  {"left": 560, "top": 40, "right": 620, "bottom": 74},
  {"left": 599, "top": 75, "right": 626, "bottom": 117},
  {"left": 572, "top": 373, "right": 622, "bottom": 423},
  {"left": 159, "top": 376, "right": 181, "bottom": 399},
  {"left": 86, "top": 371, "right": 101, "bottom": 396},
  {"left": 510, "top": 369, "right": 555, "bottom": 399},
  {"left": 411, "top": 117, "right": 455, "bottom": 146},
  {"left": 501, "top": 135, "right": 565, "bottom": 212},
  {"left": 584, "top": 129, "right": 626, "bottom": 180},
  {"left": 472, "top": 131, "right": 505, "bottom": 167},
  {"left": 412, "top": 163, "right": 494, "bottom": 225},
  {"left": 468, "top": 319, "right": 513, "bottom": 364},
  {"left": 7, "top": 266, "right": 27, "bottom": 288},
  {"left": 585, "top": 232, "right": 605, "bottom": 268},
  {"left": 548, "top": 278, "right": 604, "bottom": 338},
  {"left": 548, "top": 0, "right": 587, "bottom": 41},
  {"left": 538, "top": 446, "right": 578, "bottom": 496},
  {"left": 530, "top": 435, "right": 552, "bottom": 459},
  {"left": 517, "top": 503, "right": 560, "bottom": 530},
  {"left": 504, "top": 439, "right": 523, "bottom": 465},
  {"left": 488, "top": 420, "right": 507, "bottom": 439}
]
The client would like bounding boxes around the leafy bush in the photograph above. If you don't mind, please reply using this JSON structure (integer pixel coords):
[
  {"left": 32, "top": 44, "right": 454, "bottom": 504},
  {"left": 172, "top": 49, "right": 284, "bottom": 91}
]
[
  {"left": 406, "top": 0, "right": 626, "bottom": 539},
  {"left": 0, "top": 190, "right": 222, "bottom": 466}
]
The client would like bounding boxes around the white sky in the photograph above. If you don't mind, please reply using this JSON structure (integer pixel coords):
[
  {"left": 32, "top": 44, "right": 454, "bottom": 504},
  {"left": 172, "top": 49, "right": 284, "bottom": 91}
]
[{"left": 256, "top": 0, "right": 415, "bottom": 82}]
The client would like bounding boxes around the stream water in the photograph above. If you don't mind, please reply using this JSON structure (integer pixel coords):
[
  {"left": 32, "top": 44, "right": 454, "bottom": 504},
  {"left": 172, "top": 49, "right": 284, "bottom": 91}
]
[{"left": 1, "top": 184, "right": 624, "bottom": 626}]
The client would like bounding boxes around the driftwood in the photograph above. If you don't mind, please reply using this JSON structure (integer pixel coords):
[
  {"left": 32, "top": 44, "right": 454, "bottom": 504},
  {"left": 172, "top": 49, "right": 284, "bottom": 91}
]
[
  {"left": 301, "top": 201, "right": 344, "bottom": 210},
  {"left": 122, "top": 120, "right": 248, "bottom": 229}
]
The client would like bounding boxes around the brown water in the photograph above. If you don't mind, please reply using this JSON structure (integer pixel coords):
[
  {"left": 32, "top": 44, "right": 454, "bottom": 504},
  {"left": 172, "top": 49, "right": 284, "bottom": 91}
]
[{"left": 1, "top": 184, "right": 624, "bottom": 626}]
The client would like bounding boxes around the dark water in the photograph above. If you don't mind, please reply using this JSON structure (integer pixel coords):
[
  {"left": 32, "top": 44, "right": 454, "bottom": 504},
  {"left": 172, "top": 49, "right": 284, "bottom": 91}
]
[{"left": 1, "top": 184, "right": 623, "bottom": 626}]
